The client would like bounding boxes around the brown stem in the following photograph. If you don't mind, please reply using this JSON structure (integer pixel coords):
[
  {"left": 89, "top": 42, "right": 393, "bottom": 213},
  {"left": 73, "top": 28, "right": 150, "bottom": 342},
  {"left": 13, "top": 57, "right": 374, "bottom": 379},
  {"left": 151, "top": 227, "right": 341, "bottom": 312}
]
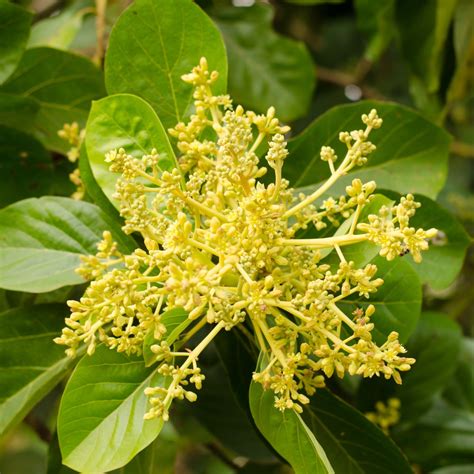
[{"left": 316, "top": 66, "right": 386, "bottom": 100}]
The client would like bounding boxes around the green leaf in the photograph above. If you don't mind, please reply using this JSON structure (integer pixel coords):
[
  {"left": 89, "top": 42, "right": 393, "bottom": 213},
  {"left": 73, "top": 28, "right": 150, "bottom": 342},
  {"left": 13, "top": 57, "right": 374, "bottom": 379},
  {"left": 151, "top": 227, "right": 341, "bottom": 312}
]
[
  {"left": 287, "top": 101, "right": 451, "bottom": 200},
  {"left": 301, "top": 389, "right": 412, "bottom": 474},
  {"left": 320, "top": 194, "right": 393, "bottom": 264},
  {"left": 443, "top": 338, "right": 474, "bottom": 413},
  {"left": 0, "top": 196, "right": 135, "bottom": 293},
  {"left": 0, "top": 1, "right": 32, "bottom": 84},
  {"left": 284, "top": 0, "right": 344, "bottom": 4},
  {"left": 395, "top": 0, "right": 457, "bottom": 95},
  {"left": 430, "top": 465, "right": 474, "bottom": 474},
  {"left": 394, "top": 399, "right": 474, "bottom": 468},
  {"left": 354, "top": 0, "right": 395, "bottom": 61},
  {"left": 85, "top": 94, "right": 178, "bottom": 207},
  {"left": 339, "top": 256, "right": 422, "bottom": 345},
  {"left": 250, "top": 356, "right": 334, "bottom": 474},
  {"left": 0, "top": 304, "right": 74, "bottom": 435},
  {"left": 0, "top": 125, "right": 54, "bottom": 206},
  {"left": 356, "top": 312, "right": 462, "bottom": 423},
  {"left": 109, "top": 423, "right": 179, "bottom": 474},
  {"left": 1, "top": 47, "right": 105, "bottom": 153},
  {"left": 394, "top": 312, "right": 462, "bottom": 421},
  {"left": 193, "top": 343, "right": 275, "bottom": 461},
  {"left": 0, "top": 92, "right": 39, "bottom": 132},
  {"left": 143, "top": 307, "right": 190, "bottom": 367},
  {"left": 57, "top": 345, "right": 167, "bottom": 472},
  {"left": 215, "top": 4, "right": 315, "bottom": 122},
  {"left": 105, "top": 0, "right": 227, "bottom": 130},
  {"left": 381, "top": 192, "right": 470, "bottom": 290},
  {"left": 28, "top": 5, "right": 89, "bottom": 50}
]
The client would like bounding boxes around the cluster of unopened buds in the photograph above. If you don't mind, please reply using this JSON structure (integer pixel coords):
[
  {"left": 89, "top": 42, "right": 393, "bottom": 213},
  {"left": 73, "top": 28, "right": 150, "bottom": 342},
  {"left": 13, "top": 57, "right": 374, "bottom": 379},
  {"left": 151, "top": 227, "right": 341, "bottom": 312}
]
[{"left": 55, "top": 58, "right": 438, "bottom": 421}]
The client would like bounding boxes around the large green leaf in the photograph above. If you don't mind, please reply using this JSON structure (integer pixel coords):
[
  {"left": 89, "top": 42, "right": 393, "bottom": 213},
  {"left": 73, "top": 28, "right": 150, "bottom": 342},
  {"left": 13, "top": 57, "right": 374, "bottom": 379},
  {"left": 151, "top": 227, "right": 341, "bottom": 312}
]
[
  {"left": 393, "top": 312, "right": 462, "bottom": 422},
  {"left": 354, "top": 0, "right": 395, "bottom": 61},
  {"left": 394, "top": 399, "right": 474, "bottom": 469},
  {"left": 1, "top": 47, "right": 105, "bottom": 153},
  {"left": 395, "top": 0, "right": 457, "bottom": 95},
  {"left": 356, "top": 312, "right": 462, "bottom": 424},
  {"left": 215, "top": 4, "right": 315, "bottom": 122},
  {"left": 58, "top": 345, "right": 167, "bottom": 472},
  {"left": 105, "top": 0, "right": 227, "bottom": 130},
  {"left": 301, "top": 389, "right": 412, "bottom": 474},
  {"left": 381, "top": 192, "right": 470, "bottom": 290},
  {"left": 443, "top": 338, "right": 474, "bottom": 413},
  {"left": 0, "top": 1, "right": 32, "bottom": 84},
  {"left": 250, "top": 357, "right": 334, "bottom": 474},
  {"left": 339, "top": 256, "right": 422, "bottom": 345},
  {"left": 0, "top": 125, "right": 54, "bottom": 206},
  {"left": 27, "top": 4, "right": 89, "bottom": 51},
  {"left": 85, "top": 94, "right": 178, "bottom": 207},
  {"left": 0, "top": 196, "right": 135, "bottom": 292},
  {"left": 0, "top": 304, "right": 74, "bottom": 435},
  {"left": 193, "top": 343, "right": 275, "bottom": 462},
  {"left": 0, "top": 92, "right": 39, "bottom": 132},
  {"left": 287, "top": 101, "right": 450, "bottom": 200}
]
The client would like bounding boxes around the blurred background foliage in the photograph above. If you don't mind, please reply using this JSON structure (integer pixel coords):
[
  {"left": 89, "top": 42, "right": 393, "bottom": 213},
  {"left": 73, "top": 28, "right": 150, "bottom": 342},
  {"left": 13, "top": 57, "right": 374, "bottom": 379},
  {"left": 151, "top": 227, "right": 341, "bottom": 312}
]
[{"left": 0, "top": 0, "right": 472, "bottom": 472}]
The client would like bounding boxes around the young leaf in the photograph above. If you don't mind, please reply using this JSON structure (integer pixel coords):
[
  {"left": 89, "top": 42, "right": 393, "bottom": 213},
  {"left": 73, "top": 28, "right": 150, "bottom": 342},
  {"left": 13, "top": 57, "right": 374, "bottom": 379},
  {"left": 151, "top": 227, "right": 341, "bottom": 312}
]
[
  {"left": 215, "top": 4, "right": 315, "bottom": 122},
  {"left": 0, "top": 125, "right": 54, "bottom": 206},
  {"left": 249, "top": 356, "right": 334, "bottom": 474},
  {"left": 57, "top": 345, "right": 168, "bottom": 472},
  {"left": 0, "top": 196, "right": 135, "bottom": 292},
  {"left": 85, "top": 94, "right": 178, "bottom": 207},
  {"left": 105, "top": 0, "right": 227, "bottom": 130},
  {"left": 339, "top": 256, "right": 422, "bottom": 345},
  {"left": 0, "top": 47, "right": 105, "bottom": 153},
  {"left": 287, "top": 101, "right": 450, "bottom": 200},
  {"left": 0, "top": 304, "right": 74, "bottom": 435},
  {"left": 302, "top": 389, "right": 412, "bottom": 474},
  {"left": 0, "top": 1, "right": 32, "bottom": 84}
]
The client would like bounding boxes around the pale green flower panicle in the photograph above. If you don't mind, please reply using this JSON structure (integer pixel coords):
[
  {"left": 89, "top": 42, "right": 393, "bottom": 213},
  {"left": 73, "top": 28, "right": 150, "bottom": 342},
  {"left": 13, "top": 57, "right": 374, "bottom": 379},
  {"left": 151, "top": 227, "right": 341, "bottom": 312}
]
[{"left": 55, "top": 57, "right": 437, "bottom": 420}]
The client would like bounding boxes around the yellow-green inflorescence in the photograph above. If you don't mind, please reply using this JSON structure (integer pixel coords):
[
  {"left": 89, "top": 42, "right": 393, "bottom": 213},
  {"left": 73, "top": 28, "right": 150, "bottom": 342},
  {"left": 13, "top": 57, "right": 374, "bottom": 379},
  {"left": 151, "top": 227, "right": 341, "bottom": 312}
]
[
  {"left": 55, "top": 58, "right": 437, "bottom": 421},
  {"left": 366, "top": 398, "right": 401, "bottom": 434}
]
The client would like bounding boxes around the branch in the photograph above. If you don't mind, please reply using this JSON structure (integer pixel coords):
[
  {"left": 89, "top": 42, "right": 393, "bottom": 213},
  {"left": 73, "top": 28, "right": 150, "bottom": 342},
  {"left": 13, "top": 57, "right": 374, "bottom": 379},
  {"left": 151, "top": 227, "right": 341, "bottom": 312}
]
[{"left": 316, "top": 66, "right": 387, "bottom": 100}]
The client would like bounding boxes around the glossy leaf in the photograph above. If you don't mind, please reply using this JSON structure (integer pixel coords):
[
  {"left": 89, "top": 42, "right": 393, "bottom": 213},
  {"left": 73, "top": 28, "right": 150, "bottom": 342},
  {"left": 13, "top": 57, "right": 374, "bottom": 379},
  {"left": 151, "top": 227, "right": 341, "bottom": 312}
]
[
  {"left": 357, "top": 312, "right": 462, "bottom": 423},
  {"left": 250, "top": 357, "right": 334, "bottom": 474},
  {"left": 0, "top": 196, "right": 135, "bottom": 292},
  {"left": 0, "top": 1, "right": 32, "bottom": 84},
  {"left": 288, "top": 101, "right": 450, "bottom": 200},
  {"left": 105, "top": 0, "right": 227, "bottom": 130},
  {"left": 301, "top": 389, "right": 412, "bottom": 474},
  {"left": 0, "top": 304, "right": 73, "bottom": 435},
  {"left": 109, "top": 423, "right": 179, "bottom": 474},
  {"left": 0, "top": 92, "right": 39, "bottom": 132},
  {"left": 0, "top": 125, "right": 54, "bottom": 206},
  {"left": 85, "top": 94, "right": 178, "bottom": 207},
  {"left": 443, "top": 338, "right": 474, "bottom": 413},
  {"left": 58, "top": 345, "right": 167, "bottom": 472},
  {"left": 339, "top": 256, "right": 422, "bottom": 345},
  {"left": 1, "top": 47, "right": 105, "bottom": 153},
  {"left": 193, "top": 344, "right": 275, "bottom": 461},
  {"left": 395, "top": 0, "right": 457, "bottom": 95},
  {"left": 215, "top": 4, "right": 315, "bottom": 122},
  {"left": 395, "top": 312, "right": 462, "bottom": 421},
  {"left": 394, "top": 399, "right": 474, "bottom": 468},
  {"left": 354, "top": 0, "right": 395, "bottom": 61}
]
